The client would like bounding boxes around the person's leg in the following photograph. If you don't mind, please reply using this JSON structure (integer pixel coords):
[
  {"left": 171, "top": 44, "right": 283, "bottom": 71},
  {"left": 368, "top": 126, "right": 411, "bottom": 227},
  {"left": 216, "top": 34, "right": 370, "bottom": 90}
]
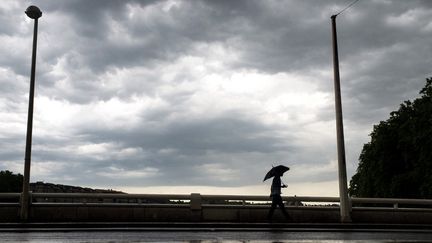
[
  {"left": 267, "top": 197, "right": 277, "bottom": 221},
  {"left": 276, "top": 195, "right": 290, "bottom": 220}
]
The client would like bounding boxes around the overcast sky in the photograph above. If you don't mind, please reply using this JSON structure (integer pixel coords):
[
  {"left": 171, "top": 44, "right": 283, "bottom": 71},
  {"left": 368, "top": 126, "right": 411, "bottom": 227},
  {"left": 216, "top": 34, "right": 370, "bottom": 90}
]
[{"left": 1, "top": 0, "right": 431, "bottom": 196}]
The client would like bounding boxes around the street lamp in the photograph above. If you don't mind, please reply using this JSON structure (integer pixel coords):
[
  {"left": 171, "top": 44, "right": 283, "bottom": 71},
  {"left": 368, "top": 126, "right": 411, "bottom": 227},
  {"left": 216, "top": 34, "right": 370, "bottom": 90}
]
[
  {"left": 331, "top": 14, "right": 352, "bottom": 223},
  {"left": 21, "top": 5, "right": 42, "bottom": 221}
]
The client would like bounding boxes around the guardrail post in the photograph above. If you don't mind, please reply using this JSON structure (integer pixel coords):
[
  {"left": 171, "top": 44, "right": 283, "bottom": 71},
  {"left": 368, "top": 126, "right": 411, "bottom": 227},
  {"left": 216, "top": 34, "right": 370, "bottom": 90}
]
[
  {"left": 393, "top": 203, "right": 398, "bottom": 209},
  {"left": 190, "top": 193, "right": 202, "bottom": 210},
  {"left": 190, "top": 193, "right": 202, "bottom": 221}
]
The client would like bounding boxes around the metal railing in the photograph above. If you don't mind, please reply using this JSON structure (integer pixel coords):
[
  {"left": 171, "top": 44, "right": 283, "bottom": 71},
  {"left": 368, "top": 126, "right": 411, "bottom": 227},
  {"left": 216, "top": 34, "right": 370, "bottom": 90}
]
[{"left": 1, "top": 193, "right": 432, "bottom": 211}]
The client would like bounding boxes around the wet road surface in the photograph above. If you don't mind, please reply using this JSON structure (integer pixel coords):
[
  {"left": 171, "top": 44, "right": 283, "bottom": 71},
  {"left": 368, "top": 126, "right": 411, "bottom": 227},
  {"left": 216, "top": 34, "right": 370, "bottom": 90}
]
[{"left": 2, "top": 230, "right": 432, "bottom": 242}]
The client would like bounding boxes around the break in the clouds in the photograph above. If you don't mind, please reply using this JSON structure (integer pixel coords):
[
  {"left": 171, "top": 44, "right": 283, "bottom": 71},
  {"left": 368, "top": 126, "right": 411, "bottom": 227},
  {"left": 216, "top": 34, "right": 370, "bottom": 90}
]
[{"left": 0, "top": 0, "right": 431, "bottom": 195}]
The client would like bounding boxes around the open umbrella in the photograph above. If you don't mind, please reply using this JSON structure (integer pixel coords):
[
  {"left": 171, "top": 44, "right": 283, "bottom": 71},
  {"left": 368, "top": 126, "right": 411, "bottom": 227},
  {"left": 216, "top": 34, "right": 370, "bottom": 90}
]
[{"left": 263, "top": 165, "right": 289, "bottom": 181}]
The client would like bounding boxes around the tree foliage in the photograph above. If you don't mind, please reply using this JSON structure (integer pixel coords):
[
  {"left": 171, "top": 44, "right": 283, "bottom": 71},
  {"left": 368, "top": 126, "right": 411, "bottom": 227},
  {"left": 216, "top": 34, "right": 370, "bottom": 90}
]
[
  {"left": 0, "top": 170, "right": 23, "bottom": 192},
  {"left": 349, "top": 78, "right": 432, "bottom": 198}
]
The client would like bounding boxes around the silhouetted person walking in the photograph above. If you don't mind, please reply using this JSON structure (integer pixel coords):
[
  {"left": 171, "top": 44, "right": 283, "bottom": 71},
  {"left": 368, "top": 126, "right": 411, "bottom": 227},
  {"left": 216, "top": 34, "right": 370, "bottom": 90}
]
[{"left": 267, "top": 173, "right": 290, "bottom": 221}]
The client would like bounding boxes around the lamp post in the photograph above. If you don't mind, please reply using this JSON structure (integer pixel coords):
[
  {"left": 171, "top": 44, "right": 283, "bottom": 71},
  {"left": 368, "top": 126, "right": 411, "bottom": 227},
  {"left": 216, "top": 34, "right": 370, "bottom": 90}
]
[
  {"left": 21, "top": 5, "right": 42, "bottom": 221},
  {"left": 331, "top": 14, "right": 352, "bottom": 223}
]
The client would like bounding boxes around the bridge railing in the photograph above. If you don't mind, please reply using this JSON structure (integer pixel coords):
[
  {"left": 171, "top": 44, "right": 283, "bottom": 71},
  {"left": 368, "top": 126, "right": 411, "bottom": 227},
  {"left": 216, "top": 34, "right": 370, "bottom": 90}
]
[
  {"left": 0, "top": 193, "right": 21, "bottom": 207},
  {"left": 1, "top": 193, "right": 432, "bottom": 211}
]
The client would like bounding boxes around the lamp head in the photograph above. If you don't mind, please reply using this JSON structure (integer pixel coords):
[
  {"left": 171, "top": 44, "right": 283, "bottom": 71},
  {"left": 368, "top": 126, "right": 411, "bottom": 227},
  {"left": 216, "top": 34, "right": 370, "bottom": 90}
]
[{"left": 25, "top": 5, "right": 42, "bottom": 19}]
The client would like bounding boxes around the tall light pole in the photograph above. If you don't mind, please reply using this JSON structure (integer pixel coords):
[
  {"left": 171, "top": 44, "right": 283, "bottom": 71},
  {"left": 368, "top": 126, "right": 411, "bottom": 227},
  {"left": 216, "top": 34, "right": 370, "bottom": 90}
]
[
  {"left": 331, "top": 14, "right": 352, "bottom": 223},
  {"left": 21, "top": 5, "right": 42, "bottom": 221}
]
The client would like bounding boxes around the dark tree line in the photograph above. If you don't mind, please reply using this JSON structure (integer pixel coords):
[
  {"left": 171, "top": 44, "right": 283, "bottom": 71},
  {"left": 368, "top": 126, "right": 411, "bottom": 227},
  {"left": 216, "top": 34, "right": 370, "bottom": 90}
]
[
  {"left": 0, "top": 170, "right": 23, "bottom": 192},
  {"left": 349, "top": 78, "right": 432, "bottom": 198}
]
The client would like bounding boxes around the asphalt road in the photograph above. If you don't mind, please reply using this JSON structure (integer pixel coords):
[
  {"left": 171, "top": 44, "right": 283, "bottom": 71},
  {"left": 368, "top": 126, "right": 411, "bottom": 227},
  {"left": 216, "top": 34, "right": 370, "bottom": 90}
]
[
  {"left": 2, "top": 223, "right": 432, "bottom": 242},
  {"left": 2, "top": 230, "right": 432, "bottom": 242}
]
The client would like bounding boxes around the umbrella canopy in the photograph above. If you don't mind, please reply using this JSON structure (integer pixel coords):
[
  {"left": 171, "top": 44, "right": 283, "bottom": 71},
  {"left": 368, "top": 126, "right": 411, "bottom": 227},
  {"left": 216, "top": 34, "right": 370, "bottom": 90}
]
[{"left": 263, "top": 165, "right": 289, "bottom": 181}]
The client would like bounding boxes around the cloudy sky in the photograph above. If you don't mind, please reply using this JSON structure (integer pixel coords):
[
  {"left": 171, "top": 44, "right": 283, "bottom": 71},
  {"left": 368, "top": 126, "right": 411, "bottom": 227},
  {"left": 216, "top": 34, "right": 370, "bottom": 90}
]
[{"left": 1, "top": 0, "right": 431, "bottom": 196}]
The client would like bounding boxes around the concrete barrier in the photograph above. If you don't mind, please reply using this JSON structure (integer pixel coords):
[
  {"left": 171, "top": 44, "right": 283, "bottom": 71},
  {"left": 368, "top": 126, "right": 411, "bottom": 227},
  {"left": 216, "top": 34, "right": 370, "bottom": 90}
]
[
  {"left": 4, "top": 205, "right": 432, "bottom": 224},
  {"left": 2, "top": 193, "right": 432, "bottom": 223}
]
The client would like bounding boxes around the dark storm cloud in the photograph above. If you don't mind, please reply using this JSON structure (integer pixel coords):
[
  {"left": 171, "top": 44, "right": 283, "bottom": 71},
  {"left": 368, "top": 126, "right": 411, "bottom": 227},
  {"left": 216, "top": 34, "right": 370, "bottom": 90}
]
[
  {"left": 31, "top": 0, "right": 334, "bottom": 105},
  {"left": 34, "top": 0, "right": 335, "bottom": 75},
  {"left": 36, "top": 0, "right": 213, "bottom": 73},
  {"left": 69, "top": 112, "right": 297, "bottom": 185},
  {"left": 84, "top": 115, "right": 293, "bottom": 154},
  {"left": 334, "top": 1, "right": 432, "bottom": 123}
]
